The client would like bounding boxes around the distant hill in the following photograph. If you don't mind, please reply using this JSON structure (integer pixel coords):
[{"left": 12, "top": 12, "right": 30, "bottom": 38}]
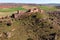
[
  {"left": 40, "top": 3, "right": 60, "bottom": 6},
  {"left": 0, "top": 3, "right": 60, "bottom": 8},
  {"left": 0, "top": 3, "right": 39, "bottom": 8}
]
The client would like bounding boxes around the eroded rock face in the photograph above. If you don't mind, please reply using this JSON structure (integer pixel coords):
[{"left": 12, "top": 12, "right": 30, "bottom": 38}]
[
  {"left": 33, "top": 8, "right": 39, "bottom": 13},
  {"left": 6, "top": 20, "right": 12, "bottom": 26},
  {"left": 26, "top": 8, "right": 40, "bottom": 13},
  {"left": 6, "top": 32, "right": 12, "bottom": 38},
  {"left": 27, "top": 38, "right": 33, "bottom": 40},
  {"left": 11, "top": 28, "right": 16, "bottom": 32},
  {"left": 38, "top": 33, "right": 57, "bottom": 40},
  {"left": 0, "top": 33, "right": 3, "bottom": 37},
  {"left": 0, "top": 32, "right": 11, "bottom": 39},
  {"left": 0, "top": 28, "right": 16, "bottom": 39},
  {"left": 49, "top": 33, "right": 56, "bottom": 40},
  {"left": 26, "top": 9, "right": 33, "bottom": 13},
  {"left": 10, "top": 8, "right": 45, "bottom": 20},
  {"left": 0, "top": 31, "right": 14, "bottom": 39}
]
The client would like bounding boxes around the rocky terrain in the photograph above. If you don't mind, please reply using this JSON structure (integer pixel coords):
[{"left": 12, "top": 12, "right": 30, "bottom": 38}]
[{"left": 0, "top": 7, "right": 60, "bottom": 40}]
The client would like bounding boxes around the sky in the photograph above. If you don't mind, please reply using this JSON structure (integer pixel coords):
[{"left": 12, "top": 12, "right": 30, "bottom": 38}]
[{"left": 0, "top": 0, "right": 60, "bottom": 4}]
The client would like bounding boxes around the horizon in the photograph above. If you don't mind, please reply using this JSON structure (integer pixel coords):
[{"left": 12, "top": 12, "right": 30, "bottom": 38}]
[
  {"left": 0, "top": 0, "right": 60, "bottom": 4},
  {"left": 0, "top": 3, "right": 60, "bottom": 4}
]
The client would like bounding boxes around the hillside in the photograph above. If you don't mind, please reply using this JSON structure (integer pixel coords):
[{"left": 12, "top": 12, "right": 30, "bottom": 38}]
[{"left": 0, "top": 8, "right": 60, "bottom": 40}]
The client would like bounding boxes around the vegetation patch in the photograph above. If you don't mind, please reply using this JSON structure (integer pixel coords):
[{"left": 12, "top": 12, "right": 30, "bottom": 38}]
[{"left": 0, "top": 7, "right": 26, "bottom": 12}]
